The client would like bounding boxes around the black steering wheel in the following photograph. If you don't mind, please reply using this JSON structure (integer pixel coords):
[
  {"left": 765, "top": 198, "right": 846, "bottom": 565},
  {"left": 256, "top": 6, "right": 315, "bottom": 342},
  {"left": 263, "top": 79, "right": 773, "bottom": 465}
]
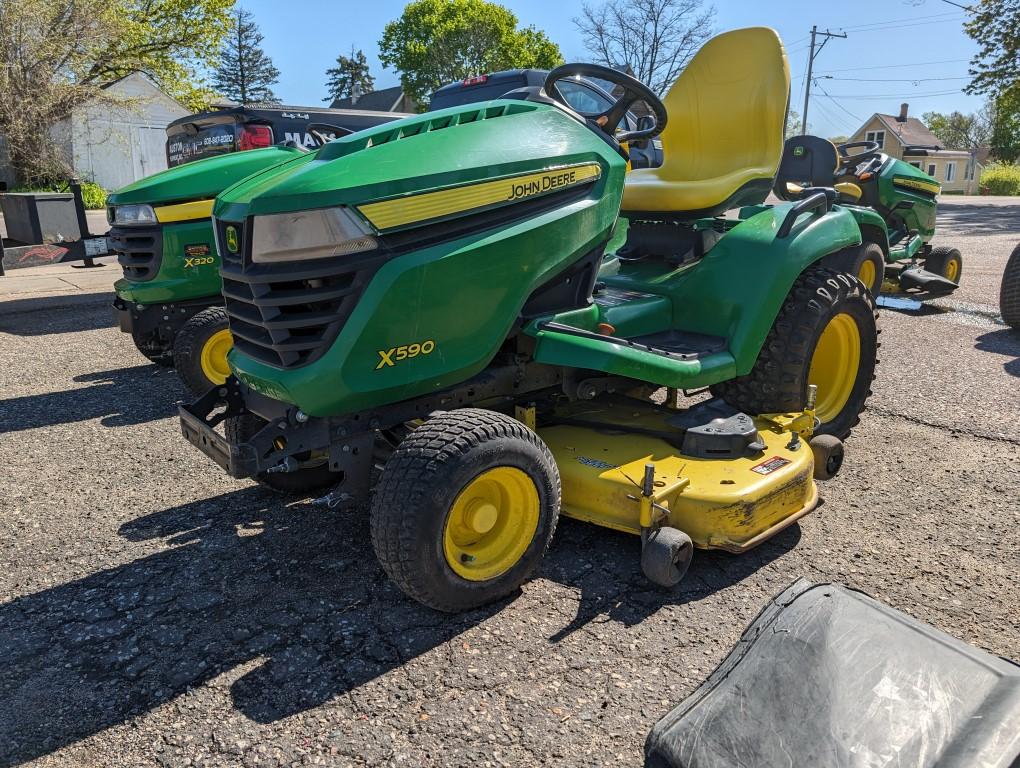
[
  {"left": 544, "top": 63, "right": 667, "bottom": 143},
  {"left": 838, "top": 140, "right": 881, "bottom": 164}
]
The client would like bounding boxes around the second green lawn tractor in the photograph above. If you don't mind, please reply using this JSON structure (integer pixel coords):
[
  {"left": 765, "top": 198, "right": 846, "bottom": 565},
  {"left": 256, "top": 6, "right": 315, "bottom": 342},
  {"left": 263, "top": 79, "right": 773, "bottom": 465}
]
[
  {"left": 180, "top": 28, "right": 879, "bottom": 612},
  {"left": 774, "top": 135, "right": 962, "bottom": 298},
  {"left": 108, "top": 146, "right": 310, "bottom": 394}
]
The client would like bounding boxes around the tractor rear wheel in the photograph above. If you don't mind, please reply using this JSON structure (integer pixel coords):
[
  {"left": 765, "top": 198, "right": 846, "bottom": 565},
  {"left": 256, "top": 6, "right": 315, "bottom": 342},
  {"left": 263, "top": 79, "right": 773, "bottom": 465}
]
[
  {"left": 710, "top": 265, "right": 878, "bottom": 439},
  {"left": 1000, "top": 243, "right": 1020, "bottom": 329},
  {"left": 225, "top": 413, "right": 336, "bottom": 495},
  {"left": 173, "top": 307, "right": 233, "bottom": 395},
  {"left": 824, "top": 242, "right": 885, "bottom": 296},
  {"left": 924, "top": 246, "right": 963, "bottom": 284},
  {"left": 371, "top": 408, "right": 560, "bottom": 612}
]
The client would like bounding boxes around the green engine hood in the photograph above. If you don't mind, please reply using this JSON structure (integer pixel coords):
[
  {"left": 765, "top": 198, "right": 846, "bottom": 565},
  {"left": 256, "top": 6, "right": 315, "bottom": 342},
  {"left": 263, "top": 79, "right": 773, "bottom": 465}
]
[
  {"left": 213, "top": 101, "right": 607, "bottom": 223},
  {"left": 108, "top": 145, "right": 307, "bottom": 206}
]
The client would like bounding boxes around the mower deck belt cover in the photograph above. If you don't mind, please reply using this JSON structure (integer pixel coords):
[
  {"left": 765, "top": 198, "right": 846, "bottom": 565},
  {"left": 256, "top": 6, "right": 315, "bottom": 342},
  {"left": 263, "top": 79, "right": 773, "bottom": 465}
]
[{"left": 645, "top": 578, "right": 1020, "bottom": 768}]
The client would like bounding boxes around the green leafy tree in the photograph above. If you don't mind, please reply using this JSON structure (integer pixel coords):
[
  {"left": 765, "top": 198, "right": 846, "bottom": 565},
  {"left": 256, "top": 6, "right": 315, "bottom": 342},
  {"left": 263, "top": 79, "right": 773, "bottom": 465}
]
[
  {"left": 922, "top": 108, "right": 991, "bottom": 150},
  {"left": 213, "top": 8, "right": 281, "bottom": 104},
  {"left": 989, "top": 89, "right": 1020, "bottom": 162},
  {"left": 964, "top": 0, "right": 1020, "bottom": 98},
  {"left": 379, "top": 0, "right": 563, "bottom": 110},
  {"left": 828, "top": 135, "right": 850, "bottom": 146},
  {"left": 574, "top": 0, "right": 714, "bottom": 95},
  {"left": 0, "top": 0, "right": 232, "bottom": 184},
  {"left": 325, "top": 47, "right": 375, "bottom": 103}
]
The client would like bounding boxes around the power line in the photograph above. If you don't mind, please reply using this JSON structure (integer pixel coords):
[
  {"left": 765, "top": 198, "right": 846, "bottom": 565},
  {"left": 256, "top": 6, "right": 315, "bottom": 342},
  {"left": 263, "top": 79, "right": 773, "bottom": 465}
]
[
  {"left": 837, "top": 12, "right": 962, "bottom": 32},
  {"left": 815, "top": 58, "right": 969, "bottom": 74},
  {"left": 814, "top": 82, "right": 864, "bottom": 123},
  {"left": 820, "top": 89, "right": 965, "bottom": 99},
  {"left": 823, "top": 76, "right": 970, "bottom": 83}
]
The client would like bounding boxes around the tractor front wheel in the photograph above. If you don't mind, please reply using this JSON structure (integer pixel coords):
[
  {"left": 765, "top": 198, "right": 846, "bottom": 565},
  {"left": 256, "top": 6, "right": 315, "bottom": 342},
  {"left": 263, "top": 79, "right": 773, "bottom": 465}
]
[
  {"left": 710, "top": 266, "right": 878, "bottom": 439},
  {"left": 173, "top": 307, "right": 233, "bottom": 396},
  {"left": 924, "top": 246, "right": 963, "bottom": 284},
  {"left": 371, "top": 408, "right": 560, "bottom": 612}
]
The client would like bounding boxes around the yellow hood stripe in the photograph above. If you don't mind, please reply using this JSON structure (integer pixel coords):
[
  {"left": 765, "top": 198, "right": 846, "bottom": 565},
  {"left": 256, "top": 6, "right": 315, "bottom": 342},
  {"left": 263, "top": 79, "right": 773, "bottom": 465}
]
[
  {"left": 893, "top": 177, "right": 941, "bottom": 195},
  {"left": 357, "top": 163, "right": 602, "bottom": 231},
  {"left": 154, "top": 199, "right": 215, "bottom": 223}
]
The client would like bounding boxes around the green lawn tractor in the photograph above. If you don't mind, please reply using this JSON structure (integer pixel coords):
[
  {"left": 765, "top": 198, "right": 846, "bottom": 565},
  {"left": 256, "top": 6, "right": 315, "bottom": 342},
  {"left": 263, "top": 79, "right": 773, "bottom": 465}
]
[
  {"left": 774, "top": 136, "right": 962, "bottom": 298},
  {"left": 109, "top": 146, "right": 309, "bottom": 394},
  {"left": 180, "top": 28, "right": 879, "bottom": 612}
]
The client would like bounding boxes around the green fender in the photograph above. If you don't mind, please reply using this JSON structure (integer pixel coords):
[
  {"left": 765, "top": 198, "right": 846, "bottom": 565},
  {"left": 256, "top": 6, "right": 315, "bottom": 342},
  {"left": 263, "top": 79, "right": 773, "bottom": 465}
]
[
  {"left": 595, "top": 203, "right": 862, "bottom": 379},
  {"left": 845, "top": 205, "right": 891, "bottom": 258}
]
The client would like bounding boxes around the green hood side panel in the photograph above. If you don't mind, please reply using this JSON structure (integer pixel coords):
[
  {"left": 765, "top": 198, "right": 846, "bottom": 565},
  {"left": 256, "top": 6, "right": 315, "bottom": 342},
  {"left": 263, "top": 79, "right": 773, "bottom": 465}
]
[
  {"left": 114, "top": 219, "right": 221, "bottom": 303},
  {"left": 528, "top": 204, "right": 862, "bottom": 386},
  {"left": 108, "top": 146, "right": 306, "bottom": 207},
  {"left": 876, "top": 157, "right": 938, "bottom": 242},
  {"left": 224, "top": 102, "right": 628, "bottom": 416}
]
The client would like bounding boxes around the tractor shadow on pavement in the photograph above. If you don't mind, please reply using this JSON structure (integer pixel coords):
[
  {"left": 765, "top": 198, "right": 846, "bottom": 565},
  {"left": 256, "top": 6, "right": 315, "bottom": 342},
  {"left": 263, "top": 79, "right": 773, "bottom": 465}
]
[
  {"left": 0, "top": 486, "right": 789, "bottom": 764},
  {"left": 0, "top": 365, "right": 180, "bottom": 433},
  {"left": 975, "top": 328, "right": 1020, "bottom": 378},
  {"left": 0, "top": 296, "right": 114, "bottom": 335},
  {"left": 0, "top": 489, "right": 501, "bottom": 765}
]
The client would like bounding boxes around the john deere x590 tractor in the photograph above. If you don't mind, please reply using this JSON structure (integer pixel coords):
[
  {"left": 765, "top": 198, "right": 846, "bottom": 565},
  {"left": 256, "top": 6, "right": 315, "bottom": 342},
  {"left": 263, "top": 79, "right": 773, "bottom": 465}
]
[
  {"left": 181, "top": 28, "right": 879, "bottom": 612},
  {"left": 774, "top": 135, "right": 962, "bottom": 297}
]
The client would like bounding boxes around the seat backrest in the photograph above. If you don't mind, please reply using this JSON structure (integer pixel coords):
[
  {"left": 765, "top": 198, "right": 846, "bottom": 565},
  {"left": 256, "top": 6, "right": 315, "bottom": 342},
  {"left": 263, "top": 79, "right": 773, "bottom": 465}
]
[
  {"left": 654, "top": 27, "right": 790, "bottom": 194},
  {"left": 773, "top": 135, "right": 840, "bottom": 200}
]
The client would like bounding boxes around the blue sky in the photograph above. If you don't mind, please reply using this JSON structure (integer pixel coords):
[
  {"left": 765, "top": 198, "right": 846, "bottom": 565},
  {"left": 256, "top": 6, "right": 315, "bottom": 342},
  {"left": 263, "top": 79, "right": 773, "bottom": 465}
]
[{"left": 240, "top": 0, "right": 983, "bottom": 138}]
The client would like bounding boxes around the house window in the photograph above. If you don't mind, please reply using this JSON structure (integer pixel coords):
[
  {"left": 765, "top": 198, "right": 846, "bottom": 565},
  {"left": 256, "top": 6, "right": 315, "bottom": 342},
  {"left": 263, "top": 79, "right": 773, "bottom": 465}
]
[
  {"left": 965, "top": 161, "right": 975, "bottom": 181},
  {"left": 927, "top": 163, "right": 937, "bottom": 177},
  {"left": 945, "top": 162, "right": 956, "bottom": 182},
  {"left": 865, "top": 130, "right": 886, "bottom": 149},
  {"left": 909, "top": 161, "right": 922, "bottom": 168}
]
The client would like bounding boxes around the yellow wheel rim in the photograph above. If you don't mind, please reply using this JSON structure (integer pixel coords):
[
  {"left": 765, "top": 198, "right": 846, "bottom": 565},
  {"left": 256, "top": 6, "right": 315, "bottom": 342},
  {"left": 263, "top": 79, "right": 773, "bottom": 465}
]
[
  {"left": 808, "top": 313, "right": 861, "bottom": 424},
  {"left": 199, "top": 329, "right": 233, "bottom": 385},
  {"left": 443, "top": 467, "right": 540, "bottom": 582},
  {"left": 945, "top": 257, "right": 960, "bottom": 282},
  {"left": 858, "top": 259, "right": 877, "bottom": 291}
]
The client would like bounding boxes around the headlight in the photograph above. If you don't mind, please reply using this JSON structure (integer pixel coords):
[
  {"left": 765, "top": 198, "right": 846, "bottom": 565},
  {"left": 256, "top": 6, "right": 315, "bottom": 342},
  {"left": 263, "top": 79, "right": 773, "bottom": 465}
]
[
  {"left": 250, "top": 207, "right": 377, "bottom": 263},
  {"left": 109, "top": 204, "right": 157, "bottom": 226}
]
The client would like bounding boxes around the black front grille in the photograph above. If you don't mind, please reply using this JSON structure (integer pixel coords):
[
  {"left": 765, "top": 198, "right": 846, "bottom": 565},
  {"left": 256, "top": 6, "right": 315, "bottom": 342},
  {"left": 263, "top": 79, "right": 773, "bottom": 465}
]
[
  {"left": 109, "top": 225, "right": 163, "bottom": 281},
  {"left": 217, "top": 219, "right": 386, "bottom": 369}
]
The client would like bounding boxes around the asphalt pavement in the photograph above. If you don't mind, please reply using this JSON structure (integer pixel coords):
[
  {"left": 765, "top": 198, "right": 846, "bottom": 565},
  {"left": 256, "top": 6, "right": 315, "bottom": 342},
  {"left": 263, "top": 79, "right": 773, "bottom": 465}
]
[{"left": 0, "top": 198, "right": 1018, "bottom": 766}]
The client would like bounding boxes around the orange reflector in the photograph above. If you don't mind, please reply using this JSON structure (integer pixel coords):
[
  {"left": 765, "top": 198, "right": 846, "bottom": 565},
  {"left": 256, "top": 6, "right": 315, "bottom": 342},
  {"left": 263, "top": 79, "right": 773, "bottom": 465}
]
[{"left": 598, "top": 323, "right": 616, "bottom": 335}]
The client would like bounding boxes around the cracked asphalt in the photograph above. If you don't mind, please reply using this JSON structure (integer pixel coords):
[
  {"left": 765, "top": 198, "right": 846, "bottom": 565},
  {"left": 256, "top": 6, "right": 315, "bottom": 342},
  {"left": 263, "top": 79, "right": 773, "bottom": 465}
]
[{"left": 1, "top": 199, "right": 1019, "bottom": 767}]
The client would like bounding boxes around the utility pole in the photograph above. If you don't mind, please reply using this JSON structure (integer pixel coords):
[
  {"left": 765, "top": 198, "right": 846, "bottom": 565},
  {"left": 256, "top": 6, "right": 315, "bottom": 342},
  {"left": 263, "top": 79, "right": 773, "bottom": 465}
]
[{"left": 801, "top": 26, "right": 847, "bottom": 135}]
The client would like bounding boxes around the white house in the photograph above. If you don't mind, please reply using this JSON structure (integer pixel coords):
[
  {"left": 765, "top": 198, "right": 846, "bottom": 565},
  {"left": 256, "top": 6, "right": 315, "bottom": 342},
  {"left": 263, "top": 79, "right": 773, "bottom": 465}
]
[{"left": 1, "top": 72, "right": 188, "bottom": 191}]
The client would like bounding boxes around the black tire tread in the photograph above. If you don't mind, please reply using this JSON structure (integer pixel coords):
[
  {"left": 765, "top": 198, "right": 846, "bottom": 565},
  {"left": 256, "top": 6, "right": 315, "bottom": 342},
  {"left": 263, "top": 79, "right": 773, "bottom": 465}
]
[
  {"left": 1000, "top": 244, "right": 1020, "bottom": 329},
  {"left": 370, "top": 408, "right": 560, "bottom": 613},
  {"left": 173, "top": 306, "right": 230, "bottom": 395},
  {"left": 710, "top": 265, "right": 879, "bottom": 439}
]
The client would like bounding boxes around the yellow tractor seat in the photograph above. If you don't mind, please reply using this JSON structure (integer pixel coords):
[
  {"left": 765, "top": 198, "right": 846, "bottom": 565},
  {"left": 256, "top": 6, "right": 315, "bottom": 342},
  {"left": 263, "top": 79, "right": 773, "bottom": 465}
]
[{"left": 622, "top": 27, "right": 790, "bottom": 218}]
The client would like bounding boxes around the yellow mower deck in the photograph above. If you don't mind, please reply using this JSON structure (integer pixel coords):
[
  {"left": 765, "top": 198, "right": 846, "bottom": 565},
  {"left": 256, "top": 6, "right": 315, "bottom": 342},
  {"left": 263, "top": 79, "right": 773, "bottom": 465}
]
[{"left": 538, "top": 399, "right": 817, "bottom": 552}]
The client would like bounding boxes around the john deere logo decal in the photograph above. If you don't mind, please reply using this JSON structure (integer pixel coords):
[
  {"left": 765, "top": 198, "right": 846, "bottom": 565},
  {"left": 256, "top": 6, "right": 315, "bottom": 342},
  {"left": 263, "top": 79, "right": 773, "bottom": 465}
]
[
  {"left": 225, "top": 226, "right": 239, "bottom": 253},
  {"left": 357, "top": 163, "right": 602, "bottom": 231},
  {"left": 793, "top": 146, "right": 805, "bottom": 157}
]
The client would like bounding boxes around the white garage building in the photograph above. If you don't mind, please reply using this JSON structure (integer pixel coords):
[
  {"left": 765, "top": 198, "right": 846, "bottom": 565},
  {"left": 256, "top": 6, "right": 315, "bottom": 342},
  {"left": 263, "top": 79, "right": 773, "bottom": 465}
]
[{"left": 0, "top": 72, "right": 188, "bottom": 191}]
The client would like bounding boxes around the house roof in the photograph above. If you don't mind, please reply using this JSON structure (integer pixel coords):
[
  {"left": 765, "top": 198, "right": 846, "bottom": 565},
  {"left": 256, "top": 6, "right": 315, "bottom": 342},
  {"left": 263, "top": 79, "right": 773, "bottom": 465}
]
[
  {"left": 331, "top": 85, "right": 404, "bottom": 111},
  {"left": 871, "top": 113, "right": 942, "bottom": 148}
]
